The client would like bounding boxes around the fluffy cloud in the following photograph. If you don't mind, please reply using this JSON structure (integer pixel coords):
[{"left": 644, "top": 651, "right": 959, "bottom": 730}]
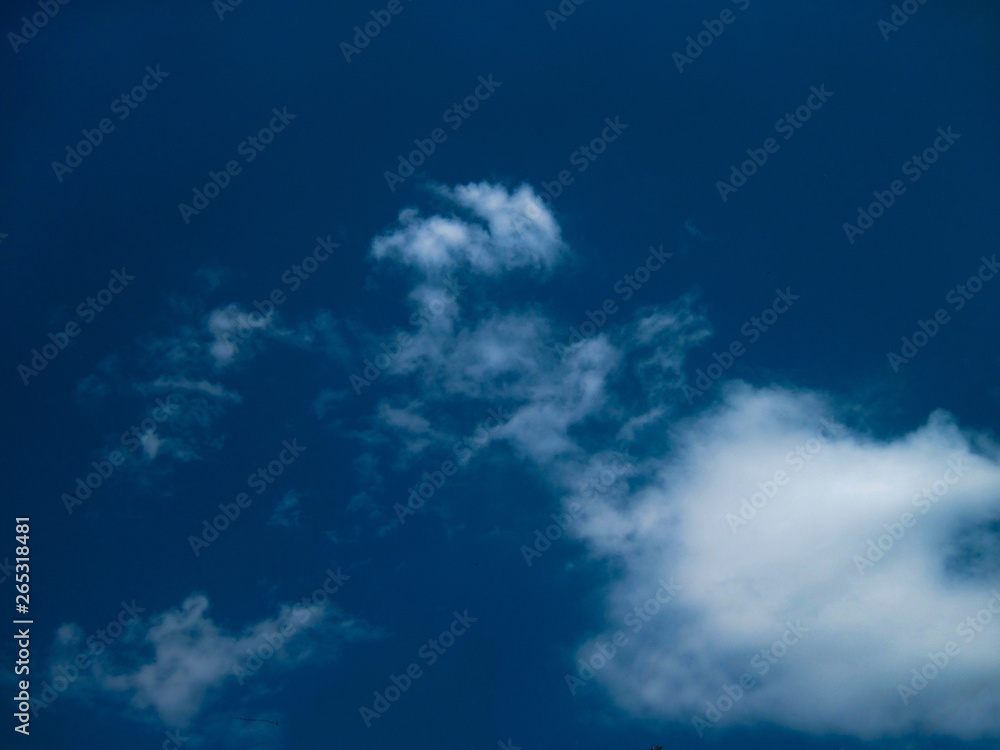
[
  {"left": 567, "top": 385, "right": 1000, "bottom": 738},
  {"left": 371, "top": 182, "right": 564, "bottom": 277}
]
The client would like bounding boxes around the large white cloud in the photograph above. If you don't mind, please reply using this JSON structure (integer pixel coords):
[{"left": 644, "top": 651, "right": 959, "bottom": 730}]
[{"left": 567, "top": 385, "right": 1000, "bottom": 738}]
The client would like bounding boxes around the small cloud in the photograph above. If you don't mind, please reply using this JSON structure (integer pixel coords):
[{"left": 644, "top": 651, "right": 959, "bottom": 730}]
[
  {"left": 313, "top": 387, "right": 348, "bottom": 419},
  {"left": 139, "top": 429, "right": 162, "bottom": 459},
  {"left": 151, "top": 377, "right": 242, "bottom": 403},
  {"left": 268, "top": 490, "right": 302, "bottom": 528},
  {"left": 684, "top": 218, "right": 711, "bottom": 243},
  {"left": 371, "top": 181, "right": 565, "bottom": 278},
  {"left": 205, "top": 304, "right": 278, "bottom": 369},
  {"left": 49, "top": 593, "right": 375, "bottom": 727}
]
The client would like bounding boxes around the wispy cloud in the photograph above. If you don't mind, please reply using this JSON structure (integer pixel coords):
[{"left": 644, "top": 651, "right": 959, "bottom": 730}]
[
  {"left": 358, "top": 181, "right": 1000, "bottom": 739},
  {"left": 268, "top": 490, "right": 302, "bottom": 528},
  {"left": 50, "top": 593, "right": 374, "bottom": 726}
]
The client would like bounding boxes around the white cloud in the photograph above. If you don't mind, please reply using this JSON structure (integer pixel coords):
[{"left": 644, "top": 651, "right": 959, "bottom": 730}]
[
  {"left": 150, "top": 302, "right": 343, "bottom": 374},
  {"left": 376, "top": 400, "right": 433, "bottom": 435},
  {"left": 364, "top": 186, "right": 712, "bottom": 471},
  {"left": 205, "top": 304, "right": 281, "bottom": 369},
  {"left": 497, "top": 336, "right": 620, "bottom": 461},
  {"left": 312, "top": 387, "right": 348, "bottom": 419},
  {"left": 150, "top": 377, "right": 242, "bottom": 403},
  {"left": 380, "top": 300, "right": 709, "bottom": 461},
  {"left": 615, "top": 406, "right": 667, "bottom": 442},
  {"left": 138, "top": 428, "right": 162, "bottom": 459},
  {"left": 443, "top": 182, "right": 564, "bottom": 271},
  {"left": 268, "top": 490, "right": 302, "bottom": 528},
  {"left": 54, "top": 594, "right": 371, "bottom": 726},
  {"left": 371, "top": 182, "right": 564, "bottom": 277},
  {"left": 392, "top": 311, "right": 553, "bottom": 400},
  {"left": 566, "top": 384, "right": 1000, "bottom": 738}
]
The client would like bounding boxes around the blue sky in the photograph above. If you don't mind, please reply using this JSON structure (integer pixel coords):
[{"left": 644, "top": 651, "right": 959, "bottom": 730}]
[{"left": 3, "top": 1, "right": 1000, "bottom": 748}]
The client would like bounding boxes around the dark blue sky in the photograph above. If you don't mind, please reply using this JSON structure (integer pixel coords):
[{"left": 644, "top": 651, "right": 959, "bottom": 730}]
[{"left": 3, "top": 2, "right": 1000, "bottom": 749}]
